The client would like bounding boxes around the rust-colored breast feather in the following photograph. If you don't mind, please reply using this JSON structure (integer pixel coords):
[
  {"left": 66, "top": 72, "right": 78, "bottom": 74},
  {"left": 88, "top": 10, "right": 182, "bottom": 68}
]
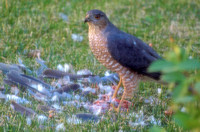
[{"left": 89, "top": 28, "right": 140, "bottom": 99}]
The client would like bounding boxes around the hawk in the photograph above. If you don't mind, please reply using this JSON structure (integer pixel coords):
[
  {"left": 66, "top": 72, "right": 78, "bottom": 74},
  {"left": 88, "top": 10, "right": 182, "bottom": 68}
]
[{"left": 84, "top": 9, "right": 162, "bottom": 112}]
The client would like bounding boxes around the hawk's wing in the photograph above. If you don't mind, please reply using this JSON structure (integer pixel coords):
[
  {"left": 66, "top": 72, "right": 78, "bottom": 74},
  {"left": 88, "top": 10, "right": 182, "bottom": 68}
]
[{"left": 107, "top": 32, "right": 162, "bottom": 80}]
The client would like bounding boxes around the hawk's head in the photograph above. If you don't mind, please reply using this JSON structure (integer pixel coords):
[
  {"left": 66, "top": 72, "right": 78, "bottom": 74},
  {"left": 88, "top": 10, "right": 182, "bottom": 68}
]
[{"left": 84, "top": 9, "right": 109, "bottom": 28}]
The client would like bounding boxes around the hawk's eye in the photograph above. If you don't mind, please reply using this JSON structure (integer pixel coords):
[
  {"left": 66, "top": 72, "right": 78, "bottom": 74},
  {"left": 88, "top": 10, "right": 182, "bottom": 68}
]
[{"left": 95, "top": 14, "right": 101, "bottom": 19}]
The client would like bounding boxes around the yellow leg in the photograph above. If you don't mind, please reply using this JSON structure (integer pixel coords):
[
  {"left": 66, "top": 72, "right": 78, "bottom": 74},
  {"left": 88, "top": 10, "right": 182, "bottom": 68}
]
[
  {"left": 109, "top": 81, "right": 127, "bottom": 113},
  {"left": 112, "top": 76, "right": 122, "bottom": 99},
  {"left": 110, "top": 71, "right": 140, "bottom": 113},
  {"left": 115, "top": 88, "right": 126, "bottom": 112}
]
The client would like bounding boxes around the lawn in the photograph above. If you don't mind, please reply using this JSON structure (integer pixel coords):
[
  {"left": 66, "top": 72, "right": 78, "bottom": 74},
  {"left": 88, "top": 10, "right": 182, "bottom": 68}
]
[{"left": 0, "top": 0, "right": 200, "bottom": 131}]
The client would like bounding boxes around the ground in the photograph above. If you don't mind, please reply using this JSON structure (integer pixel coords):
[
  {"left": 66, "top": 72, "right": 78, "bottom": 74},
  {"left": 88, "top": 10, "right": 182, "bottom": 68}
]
[{"left": 0, "top": 0, "right": 200, "bottom": 131}]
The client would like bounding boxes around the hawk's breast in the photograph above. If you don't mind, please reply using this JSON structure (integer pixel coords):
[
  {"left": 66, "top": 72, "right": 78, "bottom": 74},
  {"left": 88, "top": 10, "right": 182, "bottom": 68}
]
[
  {"left": 88, "top": 31, "right": 123, "bottom": 73},
  {"left": 88, "top": 28, "right": 141, "bottom": 99}
]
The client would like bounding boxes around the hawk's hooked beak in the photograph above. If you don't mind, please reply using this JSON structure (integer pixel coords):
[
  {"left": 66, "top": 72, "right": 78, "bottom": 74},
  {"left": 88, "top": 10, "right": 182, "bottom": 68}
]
[
  {"left": 84, "top": 17, "right": 91, "bottom": 23},
  {"left": 84, "top": 14, "right": 91, "bottom": 23}
]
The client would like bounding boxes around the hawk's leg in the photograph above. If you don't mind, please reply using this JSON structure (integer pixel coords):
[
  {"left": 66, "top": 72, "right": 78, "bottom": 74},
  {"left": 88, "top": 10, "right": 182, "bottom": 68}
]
[
  {"left": 115, "top": 72, "right": 140, "bottom": 112},
  {"left": 115, "top": 86, "right": 127, "bottom": 112},
  {"left": 112, "top": 76, "right": 122, "bottom": 99}
]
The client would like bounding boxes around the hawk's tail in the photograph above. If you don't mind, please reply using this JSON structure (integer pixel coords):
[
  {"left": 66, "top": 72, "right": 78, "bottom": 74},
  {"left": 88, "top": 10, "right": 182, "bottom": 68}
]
[{"left": 143, "top": 71, "right": 161, "bottom": 81}]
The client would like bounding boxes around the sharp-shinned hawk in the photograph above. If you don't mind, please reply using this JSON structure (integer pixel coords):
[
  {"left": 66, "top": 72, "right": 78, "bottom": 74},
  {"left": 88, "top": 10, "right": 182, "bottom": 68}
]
[{"left": 84, "top": 9, "right": 162, "bottom": 112}]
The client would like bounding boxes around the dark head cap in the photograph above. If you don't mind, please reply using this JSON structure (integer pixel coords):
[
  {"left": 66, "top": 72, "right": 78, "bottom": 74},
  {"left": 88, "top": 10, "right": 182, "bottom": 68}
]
[
  {"left": 84, "top": 9, "right": 109, "bottom": 27},
  {"left": 86, "top": 9, "right": 106, "bottom": 17}
]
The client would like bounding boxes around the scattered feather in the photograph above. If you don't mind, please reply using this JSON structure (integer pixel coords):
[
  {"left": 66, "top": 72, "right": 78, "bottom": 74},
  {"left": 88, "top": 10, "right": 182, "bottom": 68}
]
[
  {"left": 6, "top": 94, "right": 30, "bottom": 104},
  {"left": 18, "top": 58, "right": 33, "bottom": 74},
  {"left": 0, "top": 92, "right": 6, "bottom": 102},
  {"left": 181, "top": 107, "right": 186, "bottom": 112},
  {"left": 56, "top": 123, "right": 66, "bottom": 131},
  {"left": 0, "top": 63, "right": 22, "bottom": 74},
  {"left": 129, "top": 111, "right": 146, "bottom": 127},
  {"left": 52, "top": 84, "right": 80, "bottom": 94},
  {"left": 10, "top": 101, "right": 36, "bottom": 117},
  {"left": 60, "top": 92, "right": 73, "bottom": 100},
  {"left": 66, "top": 115, "right": 83, "bottom": 124},
  {"left": 57, "top": 63, "right": 73, "bottom": 73},
  {"left": 81, "top": 87, "right": 96, "bottom": 94},
  {"left": 157, "top": 88, "right": 162, "bottom": 95},
  {"left": 71, "top": 34, "right": 83, "bottom": 42},
  {"left": 37, "top": 115, "right": 48, "bottom": 124},
  {"left": 30, "top": 84, "right": 51, "bottom": 96},
  {"left": 36, "top": 58, "right": 47, "bottom": 76},
  {"left": 75, "top": 113, "right": 100, "bottom": 123},
  {"left": 26, "top": 117, "right": 32, "bottom": 126},
  {"left": 5, "top": 70, "right": 50, "bottom": 96},
  {"left": 88, "top": 73, "right": 119, "bottom": 84},
  {"left": 43, "top": 69, "right": 91, "bottom": 80},
  {"left": 30, "top": 92, "right": 48, "bottom": 102},
  {"left": 51, "top": 95, "right": 60, "bottom": 102},
  {"left": 98, "top": 83, "right": 114, "bottom": 94},
  {"left": 52, "top": 104, "right": 62, "bottom": 111},
  {"left": 148, "top": 115, "right": 161, "bottom": 125},
  {"left": 104, "top": 71, "right": 111, "bottom": 76},
  {"left": 77, "top": 69, "right": 93, "bottom": 76},
  {"left": 0, "top": 59, "right": 167, "bottom": 130},
  {"left": 59, "top": 13, "right": 68, "bottom": 21},
  {"left": 144, "top": 96, "right": 160, "bottom": 105},
  {"left": 37, "top": 105, "right": 55, "bottom": 112},
  {"left": 11, "top": 86, "right": 20, "bottom": 95},
  {"left": 63, "top": 100, "right": 81, "bottom": 108}
]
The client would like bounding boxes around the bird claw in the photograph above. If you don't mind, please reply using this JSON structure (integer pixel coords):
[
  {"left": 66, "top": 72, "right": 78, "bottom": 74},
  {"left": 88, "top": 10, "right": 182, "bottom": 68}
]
[
  {"left": 109, "top": 104, "right": 120, "bottom": 113},
  {"left": 109, "top": 98, "right": 131, "bottom": 113}
]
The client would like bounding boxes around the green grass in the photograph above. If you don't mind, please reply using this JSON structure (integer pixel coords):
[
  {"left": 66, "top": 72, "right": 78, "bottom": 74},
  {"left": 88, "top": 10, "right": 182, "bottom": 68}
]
[{"left": 0, "top": 0, "right": 200, "bottom": 131}]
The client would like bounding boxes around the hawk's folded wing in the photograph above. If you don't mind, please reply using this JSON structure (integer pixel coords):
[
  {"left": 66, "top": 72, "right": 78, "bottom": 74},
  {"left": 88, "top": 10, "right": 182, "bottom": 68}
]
[{"left": 107, "top": 32, "right": 162, "bottom": 80}]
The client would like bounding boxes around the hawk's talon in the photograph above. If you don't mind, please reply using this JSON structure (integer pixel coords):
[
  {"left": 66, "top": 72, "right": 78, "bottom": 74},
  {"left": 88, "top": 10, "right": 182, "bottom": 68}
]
[{"left": 109, "top": 103, "right": 120, "bottom": 113}]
